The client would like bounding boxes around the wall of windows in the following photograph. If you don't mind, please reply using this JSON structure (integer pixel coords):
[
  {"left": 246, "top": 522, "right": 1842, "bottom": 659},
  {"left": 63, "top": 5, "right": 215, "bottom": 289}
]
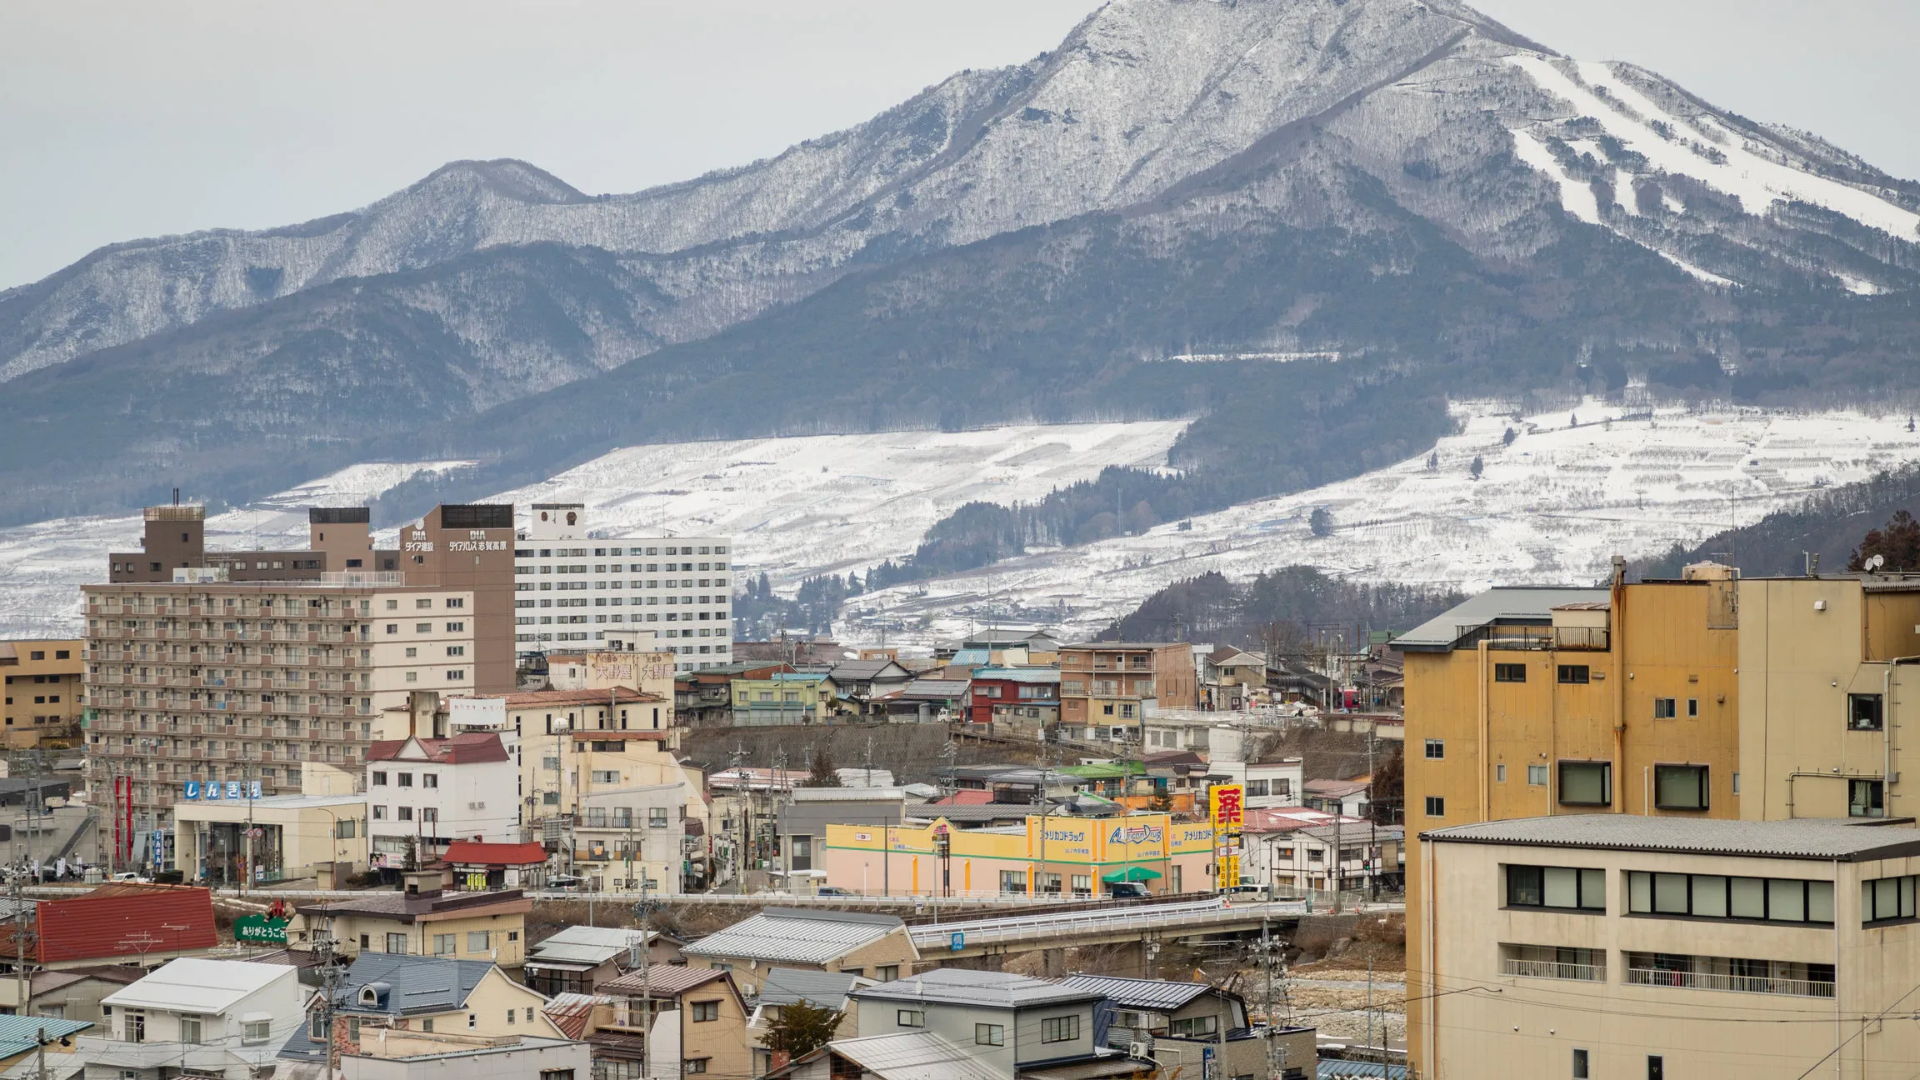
[
  {"left": 1507, "top": 865, "right": 1606, "bottom": 911},
  {"left": 1627, "top": 871, "right": 1834, "bottom": 925},
  {"left": 1863, "top": 874, "right": 1919, "bottom": 924}
]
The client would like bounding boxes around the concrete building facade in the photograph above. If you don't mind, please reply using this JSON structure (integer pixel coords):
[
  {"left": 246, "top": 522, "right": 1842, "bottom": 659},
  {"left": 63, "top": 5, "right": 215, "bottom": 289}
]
[
  {"left": 1058, "top": 643, "right": 1198, "bottom": 739},
  {"left": 0, "top": 639, "right": 83, "bottom": 748}
]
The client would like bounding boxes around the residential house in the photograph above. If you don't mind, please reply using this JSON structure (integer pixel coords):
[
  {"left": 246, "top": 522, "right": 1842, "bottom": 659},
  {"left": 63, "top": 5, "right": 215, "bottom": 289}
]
[
  {"left": 288, "top": 890, "right": 530, "bottom": 966},
  {"left": 1208, "top": 755, "right": 1304, "bottom": 810},
  {"left": 730, "top": 672, "right": 840, "bottom": 725},
  {"left": 0, "top": 885, "right": 217, "bottom": 976},
  {"left": 1246, "top": 823, "right": 1403, "bottom": 895},
  {"left": 279, "top": 955, "right": 564, "bottom": 1065},
  {"left": 366, "top": 733, "right": 517, "bottom": 870},
  {"left": 879, "top": 678, "right": 970, "bottom": 723},
  {"left": 679, "top": 909, "right": 918, "bottom": 996},
  {"left": 825, "top": 660, "right": 914, "bottom": 718},
  {"left": 776, "top": 787, "right": 907, "bottom": 877},
  {"left": 676, "top": 663, "right": 790, "bottom": 726},
  {"left": 3, "top": 967, "right": 142, "bottom": 1025},
  {"left": 746, "top": 969, "right": 874, "bottom": 1076},
  {"left": 589, "top": 965, "right": 750, "bottom": 1080},
  {"left": 572, "top": 783, "right": 690, "bottom": 891},
  {"left": 442, "top": 840, "right": 551, "bottom": 891},
  {"left": 1418, "top": 815, "right": 1920, "bottom": 1080},
  {"left": 80, "top": 959, "right": 301, "bottom": 1080},
  {"left": 523, "top": 926, "right": 682, "bottom": 998},
  {"left": 336, "top": 1032, "right": 588, "bottom": 1080},
  {"left": 836, "top": 969, "right": 1143, "bottom": 1079},
  {"left": 1060, "top": 974, "right": 1315, "bottom": 1080},
  {"left": 967, "top": 667, "right": 1061, "bottom": 730},
  {"left": 1302, "top": 778, "right": 1370, "bottom": 818},
  {"left": 1059, "top": 643, "right": 1198, "bottom": 739},
  {"left": 935, "top": 631, "right": 1062, "bottom": 667}
]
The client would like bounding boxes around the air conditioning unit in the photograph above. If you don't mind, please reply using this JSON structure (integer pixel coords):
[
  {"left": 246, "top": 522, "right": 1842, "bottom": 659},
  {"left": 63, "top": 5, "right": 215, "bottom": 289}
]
[{"left": 1128, "top": 1042, "right": 1152, "bottom": 1059}]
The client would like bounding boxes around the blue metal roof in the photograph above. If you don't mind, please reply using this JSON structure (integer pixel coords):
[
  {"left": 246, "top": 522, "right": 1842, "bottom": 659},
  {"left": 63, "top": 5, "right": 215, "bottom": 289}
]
[{"left": 0, "top": 1016, "right": 90, "bottom": 1058}]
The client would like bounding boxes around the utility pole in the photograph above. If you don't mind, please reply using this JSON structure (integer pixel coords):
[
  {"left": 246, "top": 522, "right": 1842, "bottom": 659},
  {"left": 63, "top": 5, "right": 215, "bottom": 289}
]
[
  {"left": 1332, "top": 813, "right": 1343, "bottom": 914},
  {"left": 10, "top": 871, "right": 33, "bottom": 1016},
  {"left": 635, "top": 883, "right": 660, "bottom": 1080},
  {"left": 316, "top": 925, "right": 341, "bottom": 1080}
]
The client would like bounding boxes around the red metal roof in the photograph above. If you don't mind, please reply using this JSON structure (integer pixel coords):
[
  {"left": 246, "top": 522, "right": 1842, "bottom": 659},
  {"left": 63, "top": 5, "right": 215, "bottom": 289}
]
[
  {"left": 16, "top": 885, "right": 217, "bottom": 963},
  {"left": 367, "top": 732, "right": 510, "bottom": 764},
  {"left": 926, "top": 790, "right": 994, "bottom": 806},
  {"left": 443, "top": 840, "right": 549, "bottom": 867}
]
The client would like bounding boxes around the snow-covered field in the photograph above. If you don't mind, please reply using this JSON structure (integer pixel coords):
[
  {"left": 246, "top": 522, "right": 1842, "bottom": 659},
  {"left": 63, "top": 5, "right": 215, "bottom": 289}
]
[
  {"left": 842, "top": 402, "right": 1920, "bottom": 648},
  {"left": 0, "top": 423, "right": 1187, "bottom": 638},
  {"left": 7, "top": 405, "right": 1918, "bottom": 649}
]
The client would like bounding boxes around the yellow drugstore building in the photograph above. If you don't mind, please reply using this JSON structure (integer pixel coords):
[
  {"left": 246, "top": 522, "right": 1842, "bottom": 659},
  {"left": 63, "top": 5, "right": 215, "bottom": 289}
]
[{"left": 822, "top": 814, "right": 1216, "bottom": 898}]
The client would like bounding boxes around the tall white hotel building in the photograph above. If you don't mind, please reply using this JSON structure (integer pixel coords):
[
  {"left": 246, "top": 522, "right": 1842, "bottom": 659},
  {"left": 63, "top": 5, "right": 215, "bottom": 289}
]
[{"left": 514, "top": 503, "right": 733, "bottom": 671}]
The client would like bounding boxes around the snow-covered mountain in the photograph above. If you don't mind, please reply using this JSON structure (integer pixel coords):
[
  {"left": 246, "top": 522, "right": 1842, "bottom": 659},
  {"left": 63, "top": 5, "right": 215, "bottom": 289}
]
[{"left": 2, "top": 0, "right": 1917, "bottom": 525}]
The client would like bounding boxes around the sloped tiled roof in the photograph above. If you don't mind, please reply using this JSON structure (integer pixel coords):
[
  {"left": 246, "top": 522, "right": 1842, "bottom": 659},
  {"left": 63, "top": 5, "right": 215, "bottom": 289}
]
[
  {"left": 366, "top": 732, "right": 510, "bottom": 764},
  {"left": 683, "top": 908, "right": 906, "bottom": 965},
  {"left": 443, "top": 840, "right": 549, "bottom": 866}
]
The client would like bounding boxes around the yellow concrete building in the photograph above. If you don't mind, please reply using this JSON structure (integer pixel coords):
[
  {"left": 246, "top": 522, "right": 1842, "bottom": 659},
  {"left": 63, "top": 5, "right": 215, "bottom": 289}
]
[
  {"left": 1737, "top": 575, "right": 1920, "bottom": 821},
  {"left": 822, "top": 814, "right": 1217, "bottom": 898},
  {"left": 1400, "top": 569, "right": 1745, "bottom": 1072},
  {"left": 1419, "top": 815, "right": 1920, "bottom": 1079},
  {"left": 0, "top": 639, "right": 83, "bottom": 748}
]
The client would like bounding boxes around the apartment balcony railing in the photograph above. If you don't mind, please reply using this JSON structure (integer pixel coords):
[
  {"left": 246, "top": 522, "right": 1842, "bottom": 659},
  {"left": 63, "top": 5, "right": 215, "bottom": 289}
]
[
  {"left": 1502, "top": 958, "right": 1604, "bottom": 982},
  {"left": 1625, "top": 967, "right": 1834, "bottom": 999}
]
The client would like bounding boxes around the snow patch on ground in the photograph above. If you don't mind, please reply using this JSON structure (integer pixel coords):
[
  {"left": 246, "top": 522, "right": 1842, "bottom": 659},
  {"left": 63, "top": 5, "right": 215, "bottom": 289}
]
[
  {"left": 1509, "top": 130, "right": 1600, "bottom": 224},
  {"left": 842, "top": 403, "right": 1920, "bottom": 649}
]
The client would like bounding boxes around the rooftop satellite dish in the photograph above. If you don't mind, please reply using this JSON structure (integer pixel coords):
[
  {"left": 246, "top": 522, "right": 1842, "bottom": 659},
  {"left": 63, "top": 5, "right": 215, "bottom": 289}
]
[{"left": 1868, "top": 554, "right": 1887, "bottom": 572}]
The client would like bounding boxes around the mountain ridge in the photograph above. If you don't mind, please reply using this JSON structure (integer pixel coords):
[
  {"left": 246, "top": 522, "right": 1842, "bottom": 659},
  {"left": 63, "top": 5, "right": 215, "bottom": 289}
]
[{"left": 1, "top": 0, "right": 1918, "bottom": 527}]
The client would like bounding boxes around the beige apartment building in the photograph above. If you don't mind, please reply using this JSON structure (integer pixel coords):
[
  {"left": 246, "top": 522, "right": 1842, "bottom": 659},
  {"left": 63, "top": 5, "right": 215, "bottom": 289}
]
[
  {"left": 80, "top": 504, "right": 511, "bottom": 845},
  {"left": 0, "top": 639, "right": 84, "bottom": 748},
  {"left": 1737, "top": 575, "right": 1920, "bottom": 822},
  {"left": 1419, "top": 815, "right": 1920, "bottom": 1079}
]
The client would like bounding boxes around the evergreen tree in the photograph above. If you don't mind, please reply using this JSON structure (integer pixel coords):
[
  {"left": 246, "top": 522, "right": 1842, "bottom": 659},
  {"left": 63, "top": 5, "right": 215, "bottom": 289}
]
[
  {"left": 1469, "top": 456, "right": 1484, "bottom": 480},
  {"left": 802, "top": 747, "right": 842, "bottom": 787},
  {"left": 763, "top": 999, "right": 841, "bottom": 1061}
]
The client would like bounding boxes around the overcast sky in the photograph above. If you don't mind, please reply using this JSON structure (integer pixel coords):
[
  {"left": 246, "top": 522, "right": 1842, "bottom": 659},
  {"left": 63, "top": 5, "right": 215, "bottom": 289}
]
[{"left": 1, "top": 0, "right": 1914, "bottom": 290}]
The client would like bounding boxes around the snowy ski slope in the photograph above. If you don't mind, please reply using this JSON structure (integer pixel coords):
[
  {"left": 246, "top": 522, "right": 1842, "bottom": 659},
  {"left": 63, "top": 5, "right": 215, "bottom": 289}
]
[
  {"left": 0, "top": 423, "right": 1186, "bottom": 638},
  {"left": 843, "top": 403, "right": 1920, "bottom": 648}
]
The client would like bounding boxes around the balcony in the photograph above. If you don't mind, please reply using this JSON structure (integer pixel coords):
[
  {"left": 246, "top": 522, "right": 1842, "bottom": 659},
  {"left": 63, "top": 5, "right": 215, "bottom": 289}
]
[
  {"left": 1502, "top": 958, "right": 1604, "bottom": 982},
  {"left": 1624, "top": 953, "right": 1834, "bottom": 999}
]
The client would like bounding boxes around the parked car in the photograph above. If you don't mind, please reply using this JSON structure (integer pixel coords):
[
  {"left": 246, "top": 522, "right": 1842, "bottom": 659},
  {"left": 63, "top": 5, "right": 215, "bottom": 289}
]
[
  {"left": 547, "top": 875, "right": 583, "bottom": 892},
  {"left": 1222, "top": 883, "right": 1272, "bottom": 901},
  {"left": 1105, "top": 882, "right": 1150, "bottom": 899},
  {"left": 816, "top": 886, "right": 856, "bottom": 896}
]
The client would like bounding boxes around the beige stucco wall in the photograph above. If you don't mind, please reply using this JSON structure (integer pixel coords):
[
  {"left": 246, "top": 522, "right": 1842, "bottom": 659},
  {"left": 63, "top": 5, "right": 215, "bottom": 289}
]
[
  {"left": 293, "top": 906, "right": 528, "bottom": 965},
  {"left": 1422, "top": 837, "right": 1920, "bottom": 1079}
]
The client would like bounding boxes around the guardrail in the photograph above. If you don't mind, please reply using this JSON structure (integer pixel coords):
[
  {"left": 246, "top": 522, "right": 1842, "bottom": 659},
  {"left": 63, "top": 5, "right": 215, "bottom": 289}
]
[{"left": 1625, "top": 966, "right": 1834, "bottom": 999}]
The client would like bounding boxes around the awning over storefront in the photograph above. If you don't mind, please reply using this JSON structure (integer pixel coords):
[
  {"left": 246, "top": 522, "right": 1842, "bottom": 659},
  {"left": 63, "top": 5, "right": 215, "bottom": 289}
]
[{"left": 1100, "top": 866, "right": 1163, "bottom": 884}]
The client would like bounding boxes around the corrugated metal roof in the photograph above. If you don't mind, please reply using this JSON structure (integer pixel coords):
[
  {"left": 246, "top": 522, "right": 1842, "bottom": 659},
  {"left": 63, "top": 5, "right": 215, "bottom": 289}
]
[
  {"left": 19, "top": 885, "right": 218, "bottom": 964},
  {"left": 104, "top": 958, "right": 291, "bottom": 1013},
  {"left": 682, "top": 908, "right": 906, "bottom": 964},
  {"left": 339, "top": 955, "right": 495, "bottom": 1015},
  {"left": 600, "top": 964, "right": 731, "bottom": 999},
  {"left": 757, "top": 968, "right": 872, "bottom": 1008},
  {"left": 527, "top": 925, "right": 662, "bottom": 966},
  {"left": 0, "top": 1016, "right": 90, "bottom": 1058},
  {"left": 853, "top": 969, "right": 1102, "bottom": 1010},
  {"left": 542, "top": 993, "right": 613, "bottom": 1040},
  {"left": 1056, "top": 975, "right": 1215, "bottom": 1011},
  {"left": 1423, "top": 815, "right": 1920, "bottom": 862},
  {"left": 827, "top": 1031, "right": 1003, "bottom": 1080},
  {"left": 1394, "top": 587, "right": 1608, "bottom": 651},
  {"left": 973, "top": 667, "right": 1062, "bottom": 685}
]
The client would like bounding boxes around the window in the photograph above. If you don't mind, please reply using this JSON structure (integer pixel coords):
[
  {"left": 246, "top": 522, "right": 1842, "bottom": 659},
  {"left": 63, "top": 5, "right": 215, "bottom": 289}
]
[
  {"left": 416, "top": 623, "right": 432, "bottom": 633},
  {"left": 975, "top": 1023, "right": 1005, "bottom": 1046},
  {"left": 1849, "top": 693, "right": 1885, "bottom": 731},
  {"left": 386, "top": 933, "right": 409, "bottom": 954},
  {"left": 1425, "top": 796, "right": 1445, "bottom": 817},
  {"left": 897, "top": 1010, "right": 924, "bottom": 1028},
  {"left": 423, "top": 774, "right": 438, "bottom": 789},
  {"left": 1494, "top": 663, "right": 1526, "bottom": 683},
  {"left": 1041, "top": 1015, "right": 1080, "bottom": 1044},
  {"left": 1687, "top": 698, "right": 1699, "bottom": 718},
  {"left": 1424, "top": 739, "right": 1445, "bottom": 760},
  {"left": 180, "top": 1017, "right": 203, "bottom": 1044},
  {"left": 649, "top": 807, "right": 669, "bottom": 828},
  {"left": 690, "top": 1001, "right": 720, "bottom": 1022},
  {"left": 447, "top": 669, "right": 465, "bottom": 681},
  {"left": 446, "top": 598, "right": 464, "bottom": 608},
  {"left": 241, "top": 1018, "right": 270, "bottom": 1042},
  {"left": 1653, "top": 764, "right": 1709, "bottom": 810},
  {"left": 1527, "top": 765, "right": 1548, "bottom": 786},
  {"left": 1851, "top": 778, "right": 1886, "bottom": 818},
  {"left": 1862, "top": 874, "right": 1920, "bottom": 924},
  {"left": 1653, "top": 697, "right": 1676, "bottom": 719},
  {"left": 422, "top": 1020, "right": 434, "bottom": 1033},
  {"left": 1168, "top": 1015, "right": 1219, "bottom": 1038},
  {"left": 1628, "top": 871, "right": 1834, "bottom": 924},
  {"left": 446, "top": 622, "right": 465, "bottom": 632},
  {"left": 1495, "top": 763, "right": 1508, "bottom": 783},
  {"left": 398, "top": 773, "right": 414, "bottom": 787},
  {"left": 1573, "top": 1048, "right": 1590, "bottom": 1079},
  {"left": 1507, "top": 865, "right": 1606, "bottom": 911},
  {"left": 372, "top": 771, "right": 387, "bottom": 786},
  {"left": 434, "top": 933, "right": 457, "bottom": 955},
  {"left": 1000, "top": 870, "right": 1027, "bottom": 893},
  {"left": 469, "top": 931, "right": 491, "bottom": 951},
  {"left": 446, "top": 645, "right": 465, "bottom": 657},
  {"left": 309, "top": 1013, "right": 328, "bottom": 1040},
  {"left": 1648, "top": 1055, "right": 1663, "bottom": 1080},
  {"left": 127, "top": 1012, "right": 145, "bottom": 1042},
  {"left": 683, "top": 1062, "right": 707, "bottom": 1075},
  {"left": 539, "top": 1071, "right": 574, "bottom": 1080},
  {"left": 876, "top": 965, "right": 899, "bottom": 981},
  {"left": 372, "top": 805, "right": 388, "bottom": 820},
  {"left": 1559, "top": 761, "right": 1612, "bottom": 806},
  {"left": 1557, "top": 665, "right": 1590, "bottom": 684}
]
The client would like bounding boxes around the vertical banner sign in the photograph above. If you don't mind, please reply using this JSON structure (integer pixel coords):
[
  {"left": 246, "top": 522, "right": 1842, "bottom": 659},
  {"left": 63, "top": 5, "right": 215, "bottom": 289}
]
[{"left": 1209, "top": 784, "right": 1244, "bottom": 890}]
